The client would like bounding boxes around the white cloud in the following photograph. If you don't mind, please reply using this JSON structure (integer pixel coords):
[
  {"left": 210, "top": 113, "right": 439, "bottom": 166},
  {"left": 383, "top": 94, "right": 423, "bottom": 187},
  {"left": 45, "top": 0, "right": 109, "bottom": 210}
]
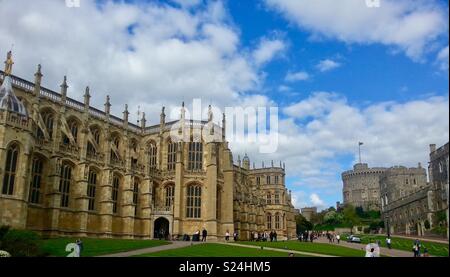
[
  {"left": 436, "top": 45, "right": 449, "bottom": 71},
  {"left": 310, "top": 193, "right": 326, "bottom": 209},
  {"left": 253, "top": 38, "right": 286, "bottom": 66},
  {"left": 278, "top": 85, "right": 291, "bottom": 92},
  {"left": 0, "top": 0, "right": 264, "bottom": 122},
  {"left": 264, "top": 0, "right": 448, "bottom": 60},
  {"left": 171, "top": 0, "right": 203, "bottom": 8},
  {"left": 316, "top": 59, "right": 341, "bottom": 72},
  {"left": 285, "top": 71, "right": 310, "bottom": 82}
]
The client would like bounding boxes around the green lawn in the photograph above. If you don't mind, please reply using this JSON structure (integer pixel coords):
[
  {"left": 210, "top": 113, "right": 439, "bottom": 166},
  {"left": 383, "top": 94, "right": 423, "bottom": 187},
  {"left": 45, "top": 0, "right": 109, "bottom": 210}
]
[
  {"left": 137, "top": 243, "right": 308, "bottom": 257},
  {"left": 351, "top": 234, "right": 449, "bottom": 257},
  {"left": 238, "top": 241, "right": 366, "bottom": 257},
  {"left": 39, "top": 237, "right": 170, "bottom": 257}
]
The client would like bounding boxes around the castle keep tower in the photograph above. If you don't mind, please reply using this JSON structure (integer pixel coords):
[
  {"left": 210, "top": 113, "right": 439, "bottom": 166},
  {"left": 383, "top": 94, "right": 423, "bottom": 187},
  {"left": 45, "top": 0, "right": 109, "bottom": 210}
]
[{"left": 342, "top": 163, "right": 386, "bottom": 211}]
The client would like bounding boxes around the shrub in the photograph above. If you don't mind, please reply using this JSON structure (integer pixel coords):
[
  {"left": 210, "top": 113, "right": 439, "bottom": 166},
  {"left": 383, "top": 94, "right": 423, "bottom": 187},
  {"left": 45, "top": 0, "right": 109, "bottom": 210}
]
[
  {"left": 363, "top": 227, "right": 370, "bottom": 234},
  {"left": 1, "top": 229, "right": 42, "bottom": 257},
  {"left": 0, "top": 225, "right": 11, "bottom": 241}
]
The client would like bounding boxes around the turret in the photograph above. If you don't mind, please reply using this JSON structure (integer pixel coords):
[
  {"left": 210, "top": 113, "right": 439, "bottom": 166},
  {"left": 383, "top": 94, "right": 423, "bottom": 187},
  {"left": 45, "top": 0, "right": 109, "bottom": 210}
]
[{"left": 243, "top": 153, "right": 250, "bottom": 170}]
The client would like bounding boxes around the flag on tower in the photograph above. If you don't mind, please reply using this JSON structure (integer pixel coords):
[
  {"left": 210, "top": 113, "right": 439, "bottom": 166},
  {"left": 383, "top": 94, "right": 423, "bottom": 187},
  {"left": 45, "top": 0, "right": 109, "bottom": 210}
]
[{"left": 359, "top": 142, "right": 364, "bottom": 146}]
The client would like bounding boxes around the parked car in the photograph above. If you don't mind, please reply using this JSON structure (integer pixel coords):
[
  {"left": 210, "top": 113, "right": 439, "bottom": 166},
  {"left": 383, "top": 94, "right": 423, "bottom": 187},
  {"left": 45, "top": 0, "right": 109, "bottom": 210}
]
[{"left": 347, "top": 235, "right": 362, "bottom": 243}]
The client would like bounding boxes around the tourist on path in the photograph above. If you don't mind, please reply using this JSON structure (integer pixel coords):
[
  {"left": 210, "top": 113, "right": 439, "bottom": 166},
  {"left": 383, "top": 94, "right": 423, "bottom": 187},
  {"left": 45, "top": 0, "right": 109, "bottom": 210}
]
[
  {"left": 336, "top": 234, "right": 340, "bottom": 244},
  {"left": 225, "top": 230, "right": 230, "bottom": 242},
  {"left": 386, "top": 237, "right": 392, "bottom": 249},
  {"left": 202, "top": 228, "right": 208, "bottom": 242}
]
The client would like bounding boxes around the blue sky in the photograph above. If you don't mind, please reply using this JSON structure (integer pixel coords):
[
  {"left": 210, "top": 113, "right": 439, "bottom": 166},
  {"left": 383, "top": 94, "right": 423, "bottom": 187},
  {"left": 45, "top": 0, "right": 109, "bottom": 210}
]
[{"left": 0, "top": 0, "right": 448, "bottom": 209}]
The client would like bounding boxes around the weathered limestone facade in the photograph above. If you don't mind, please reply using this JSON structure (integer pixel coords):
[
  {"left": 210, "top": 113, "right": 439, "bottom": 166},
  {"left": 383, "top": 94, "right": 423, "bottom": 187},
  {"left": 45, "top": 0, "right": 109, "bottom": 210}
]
[
  {"left": 379, "top": 165, "right": 430, "bottom": 236},
  {"left": 0, "top": 54, "right": 296, "bottom": 241},
  {"left": 428, "top": 143, "right": 449, "bottom": 238},
  {"left": 379, "top": 143, "right": 448, "bottom": 238},
  {"left": 342, "top": 163, "right": 386, "bottom": 211}
]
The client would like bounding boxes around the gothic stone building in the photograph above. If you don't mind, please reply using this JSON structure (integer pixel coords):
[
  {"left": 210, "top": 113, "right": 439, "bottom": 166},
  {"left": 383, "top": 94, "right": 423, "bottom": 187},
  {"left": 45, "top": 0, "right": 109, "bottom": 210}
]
[
  {"left": 0, "top": 53, "right": 296, "bottom": 241},
  {"left": 380, "top": 143, "right": 449, "bottom": 238}
]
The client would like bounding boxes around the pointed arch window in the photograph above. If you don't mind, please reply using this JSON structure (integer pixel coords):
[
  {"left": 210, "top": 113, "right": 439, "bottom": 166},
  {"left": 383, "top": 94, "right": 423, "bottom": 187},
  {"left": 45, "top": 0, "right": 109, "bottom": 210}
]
[
  {"left": 133, "top": 179, "right": 139, "bottom": 216},
  {"left": 188, "top": 142, "right": 203, "bottom": 171},
  {"left": 167, "top": 142, "right": 177, "bottom": 171},
  {"left": 112, "top": 175, "right": 120, "bottom": 214},
  {"left": 2, "top": 144, "right": 19, "bottom": 195},
  {"left": 59, "top": 163, "right": 73, "bottom": 207},
  {"left": 266, "top": 213, "right": 272, "bottom": 229},
  {"left": 87, "top": 170, "right": 97, "bottom": 211},
  {"left": 148, "top": 143, "right": 157, "bottom": 170},
  {"left": 275, "top": 213, "right": 281, "bottom": 229},
  {"left": 266, "top": 193, "right": 272, "bottom": 204},
  {"left": 186, "top": 184, "right": 201, "bottom": 218},
  {"left": 29, "top": 157, "right": 44, "bottom": 204},
  {"left": 165, "top": 184, "right": 175, "bottom": 207}
]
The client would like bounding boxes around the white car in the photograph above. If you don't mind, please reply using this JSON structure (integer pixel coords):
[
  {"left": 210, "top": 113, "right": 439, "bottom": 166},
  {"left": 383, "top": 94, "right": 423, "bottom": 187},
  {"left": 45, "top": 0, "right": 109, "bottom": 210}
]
[{"left": 347, "top": 235, "right": 362, "bottom": 243}]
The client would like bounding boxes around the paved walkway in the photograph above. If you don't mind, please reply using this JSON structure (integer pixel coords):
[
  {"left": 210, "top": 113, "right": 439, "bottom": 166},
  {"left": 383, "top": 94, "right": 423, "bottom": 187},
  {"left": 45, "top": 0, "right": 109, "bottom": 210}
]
[
  {"left": 216, "top": 242, "right": 336, "bottom": 257},
  {"left": 314, "top": 237, "right": 415, "bottom": 257},
  {"left": 98, "top": 241, "right": 198, "bottom": 257}
]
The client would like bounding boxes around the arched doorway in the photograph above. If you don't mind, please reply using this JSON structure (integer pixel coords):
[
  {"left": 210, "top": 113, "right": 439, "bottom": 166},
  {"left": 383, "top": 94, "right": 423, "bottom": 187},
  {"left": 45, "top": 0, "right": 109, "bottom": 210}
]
[{"left": 154, "top": 217, "right": 170, "bottom": 240}]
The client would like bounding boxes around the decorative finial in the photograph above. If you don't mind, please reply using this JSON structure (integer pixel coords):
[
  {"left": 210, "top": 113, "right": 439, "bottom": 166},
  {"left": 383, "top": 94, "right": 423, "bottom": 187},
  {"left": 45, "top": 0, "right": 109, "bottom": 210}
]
[
  {"left": 123, "top": 104, "right": 129, "bottom": 124},
  {"left": 208, "top": 105, "right": 213, "bottom": 122},
  {"left": 160, "top": 106, "right": 166, "bottom": 125},
  {"left": 60, "top": 76, "right": 68, "bottom": 99},
  {"left": 84, "top": 86, "right": 90, "bottom": 108},
  {"left": 4, "top": 51, "right": 14, "bottom": 75},
  {"left": 141, "top": 112, "right": 146, "bottom": 130},
  {"left": 105, "top": 95, "right": 111, "bottom": 115}
]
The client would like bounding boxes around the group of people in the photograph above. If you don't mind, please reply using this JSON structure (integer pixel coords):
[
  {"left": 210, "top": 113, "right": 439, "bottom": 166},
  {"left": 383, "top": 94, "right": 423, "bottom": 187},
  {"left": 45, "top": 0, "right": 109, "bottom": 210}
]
[
  {"left": 190, "top": 228, "right": 208, "bottom": 242},
  {"left": 325, "top": 231, "right": 341, "bottom": 244},
  {"left": 297, "top": 231, "right": 320, "bottom": 242},
  {"left": 412, "top": 239, "right": 429, "bottom": 257},
  {"left": 249, "top": 230, "right": 278, "bottom": 242},
  {"left": 224, "top": 230, "right": 239, "bottom": 242}
]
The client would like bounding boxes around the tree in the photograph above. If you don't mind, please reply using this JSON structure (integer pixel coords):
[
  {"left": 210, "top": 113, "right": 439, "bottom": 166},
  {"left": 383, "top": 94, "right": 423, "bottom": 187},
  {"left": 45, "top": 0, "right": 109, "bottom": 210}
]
[
  {"left": 342, "top": 205, "right": 361, "bottom": 234},
  {"left": 295, "top": 214, "right": 313, "bottom": 234}
]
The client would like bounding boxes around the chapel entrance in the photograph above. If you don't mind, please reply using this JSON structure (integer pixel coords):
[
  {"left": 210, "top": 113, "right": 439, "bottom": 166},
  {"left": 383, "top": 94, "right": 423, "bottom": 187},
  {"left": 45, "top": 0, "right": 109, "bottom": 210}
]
[{"left": 154, "top": 217, "right": 170, "bottom": 240}]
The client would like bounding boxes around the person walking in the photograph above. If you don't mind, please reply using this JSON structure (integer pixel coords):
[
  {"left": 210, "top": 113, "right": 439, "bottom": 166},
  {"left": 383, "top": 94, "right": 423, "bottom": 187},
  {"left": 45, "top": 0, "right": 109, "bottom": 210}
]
[
  {"left": 233, "top": 231, "right": 238, "bottom": 242},
  {"left": 413, "top": 240, "right": 421, "bottom": 257},
  {"left": 225, "top": 230, "right": 230, "bottom": 242},
  {"left": 336, "top": 234, "right": 341, "bottom": 244},
  {"left": 386, "top": 237, "right": 392, "bottom": 249},
  {"left": 75, "top": 239, "right": 83, "bottom": 257},
  {"left": 202, "top": 228, "right": 208, "bottom": 242}
]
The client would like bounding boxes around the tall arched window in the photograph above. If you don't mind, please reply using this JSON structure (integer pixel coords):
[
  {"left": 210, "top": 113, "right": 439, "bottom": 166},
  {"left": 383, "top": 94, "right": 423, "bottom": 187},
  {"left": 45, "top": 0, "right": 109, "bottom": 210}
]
[
  {"left": 112, "top": 175, "right": 120, "bottom": 214},
  {"left": 148, "top": 143, "right": 157, "bottom": 170},
  {"left": 2, "top": 144, "right": 19, "bottom": 195},
  {"left": 63, "top": 119, "right": 79, "bottom": 145},
  {"left": 275, "top": 213, "right": 280, "bottom": 229},
  {"left": 87, "top": 170, "right": 97, "bottom": 211},
  {"left": 43, "top": 112, "right": 54, "bottom": 138},
  {"left": 133, "top": 179, "right": 139, "bottom": 216},
  {"left": 266, "top": 175, "right": 271, "bottom": 184},
  {"left": 266, "top": 213, "right": 272, "bottom": 229},
  {"left": 274, "top": 193, "right": 280, "bottom": 204},
  {"left": 37, "top": 111, "right": 54, "bottom": 140},
  {"left": 165, "top": 184, "right": 175, "bottom": 207},
  {"left": 188, "top": 142, "right": 203, "bottom": 171},
  {"left": 29, "top": 157, "right": 44, "bottom": 204},
  {"left": 275, "top": 175, "right": 279, "bottom": 184},
  {"left": 266, "top": 193, "right": 272, "bottom": 204},
  {"left": 59, "top": 163, "right": 73, "bottom": 207},
  {"left": 87, "top": 127, "right": 100, "bottom": 156},
  {"left": 167, "top": 142, "right": 177, "bottom": 171},
  {"left": 186, "top": 184, "right": 201, "bottom": 218},
  {"left": 256, "top": 176, "right": 260, "bottom": 186}
]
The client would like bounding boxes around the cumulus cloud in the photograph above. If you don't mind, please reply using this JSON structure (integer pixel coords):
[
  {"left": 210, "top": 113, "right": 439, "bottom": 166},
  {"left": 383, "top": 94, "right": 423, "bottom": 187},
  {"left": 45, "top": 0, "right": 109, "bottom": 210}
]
[
  {"left": 0, "top": 0, "right": 263, "bottom": 122},
  {"left": 285, "top": 71, "right": 310, "bottom": 82},
  {"left": 252, "top": 38, "right": 286, "bottom": 66},
  {"left": 316, "top": 59, "right": 341, "bottom": 72},
  {"left": 436, "top": 45, "right": 449, "bottom": 71},
  {"left": 310, "top": 193, "right": 326, "bottom": 209},
  {"left": 264, "top": 0, "right": 448, "bottom": 60}
]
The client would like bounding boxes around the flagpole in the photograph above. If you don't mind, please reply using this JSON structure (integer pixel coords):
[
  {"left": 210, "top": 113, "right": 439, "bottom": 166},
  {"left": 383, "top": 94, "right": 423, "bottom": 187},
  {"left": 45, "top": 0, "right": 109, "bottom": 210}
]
[{"left": 358, "top": 142, "right": 362, "bottom": 164}]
